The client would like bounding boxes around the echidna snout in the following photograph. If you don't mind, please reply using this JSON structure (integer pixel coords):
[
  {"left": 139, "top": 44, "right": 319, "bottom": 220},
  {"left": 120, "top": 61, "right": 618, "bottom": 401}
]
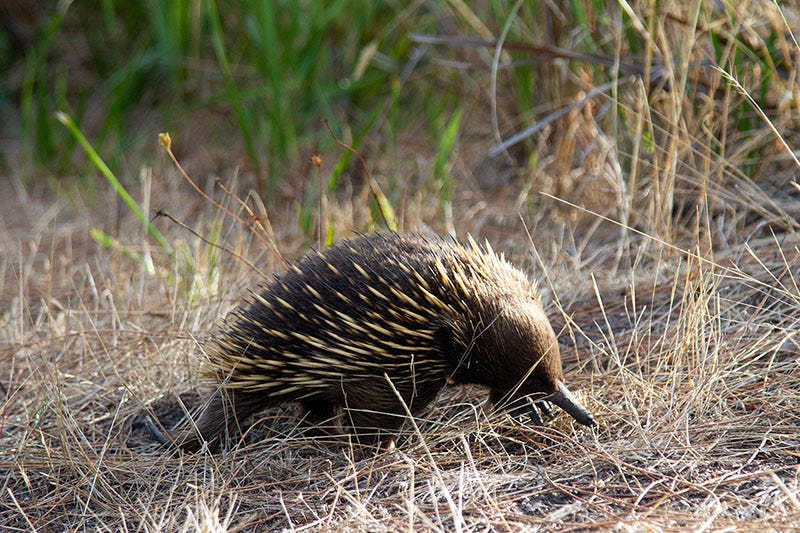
[
  {"left": 545, "top": 381, "right": 597, "bottom": 427},
  {"left": 481, "top": 298, "right": 595, "bottom": 427},
  {"left": 157, "top": 232, "right": 596, "bottom": 451}
]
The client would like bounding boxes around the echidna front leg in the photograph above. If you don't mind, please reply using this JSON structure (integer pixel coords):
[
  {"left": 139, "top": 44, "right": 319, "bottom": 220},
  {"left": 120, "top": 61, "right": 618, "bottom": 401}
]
[
  {"left": 342, "top": 401, "right": 405, "bottom": 448},
  {"left": 341, "top": 379, "right": 442, "bottom": 448}
]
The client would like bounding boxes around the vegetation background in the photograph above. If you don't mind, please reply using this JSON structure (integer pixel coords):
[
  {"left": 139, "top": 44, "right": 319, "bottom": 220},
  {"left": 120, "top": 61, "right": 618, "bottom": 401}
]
[{"left": 2, "top": 0, "right": 799, "bottom": 530}]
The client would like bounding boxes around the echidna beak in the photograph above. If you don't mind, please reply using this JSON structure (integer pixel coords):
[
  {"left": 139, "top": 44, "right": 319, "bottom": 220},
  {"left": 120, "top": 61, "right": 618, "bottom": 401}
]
[{"left": 546, "top": 381, "right": 596, "bottom": 427}]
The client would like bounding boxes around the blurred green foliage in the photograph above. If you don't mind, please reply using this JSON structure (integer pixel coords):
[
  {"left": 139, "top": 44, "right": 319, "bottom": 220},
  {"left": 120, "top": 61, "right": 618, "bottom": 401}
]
[{"left": 2, "top": 1, "right": 421, "bottom": 192}]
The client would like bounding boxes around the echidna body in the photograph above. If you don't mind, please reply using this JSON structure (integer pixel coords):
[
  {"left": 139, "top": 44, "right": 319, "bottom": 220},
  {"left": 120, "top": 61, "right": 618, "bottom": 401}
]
[{"left": 172, "top": 233, "right": 595, "bottom": 450}]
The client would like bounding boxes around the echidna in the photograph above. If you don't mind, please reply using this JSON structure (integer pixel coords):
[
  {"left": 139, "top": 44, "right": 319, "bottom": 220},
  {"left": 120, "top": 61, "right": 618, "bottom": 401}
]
[{"left": 159, "top": 232, "right": 595, "bottom": 451}]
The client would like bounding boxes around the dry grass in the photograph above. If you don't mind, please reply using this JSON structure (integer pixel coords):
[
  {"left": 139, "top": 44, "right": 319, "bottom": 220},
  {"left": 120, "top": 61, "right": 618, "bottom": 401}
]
[{"left": 3, "top": 2, "right": 800, "bottom": 531}]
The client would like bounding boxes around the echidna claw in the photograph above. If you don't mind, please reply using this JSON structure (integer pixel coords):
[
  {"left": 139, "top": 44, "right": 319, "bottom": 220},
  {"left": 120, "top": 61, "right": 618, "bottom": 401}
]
[
  {"left": 528, "top": 404, "right": 544, "bottom": 425},
  {"left": 526, "top": 399, "right": 556, "bottom": 425},
  {"left": 537, "top": 400, "right": 554, "bottom": 420},
  {"left": 508, "top": 397, "right": 553, "bottom": 425},
  {"left": 144, "top": 415, "right": 173, "bottom": 448}
]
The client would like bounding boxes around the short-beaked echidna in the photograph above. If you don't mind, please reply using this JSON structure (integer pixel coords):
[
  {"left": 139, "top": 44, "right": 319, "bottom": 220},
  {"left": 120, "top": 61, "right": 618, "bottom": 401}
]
[{"left": 164, "top": 232, "right": 595, "bottom": 450}]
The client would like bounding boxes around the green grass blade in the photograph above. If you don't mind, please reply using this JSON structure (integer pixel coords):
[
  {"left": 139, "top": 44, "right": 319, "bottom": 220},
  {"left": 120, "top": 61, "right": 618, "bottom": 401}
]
[{"left": 55, "top": 111, "right": 173, "bottom": 258}]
